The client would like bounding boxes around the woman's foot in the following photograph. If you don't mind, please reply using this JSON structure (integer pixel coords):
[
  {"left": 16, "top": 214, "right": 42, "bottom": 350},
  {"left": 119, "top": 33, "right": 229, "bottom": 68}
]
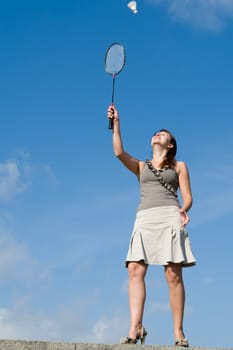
[
  {"left": 175, "top": 338, "right": 189, "bottom": 347},
  {"left": 137, "top": 327, "right": 147, "bottom": 345},
  {"left": 120, "top": 327, "right": 147, "bottom": 345},
  {"left": 120, "top": 337, "right": 137, "bottom": 345}
]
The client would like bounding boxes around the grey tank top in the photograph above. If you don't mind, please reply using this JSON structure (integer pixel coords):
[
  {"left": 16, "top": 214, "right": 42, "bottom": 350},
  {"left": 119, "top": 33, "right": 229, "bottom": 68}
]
[{"left": 137, "top": 163, "right": 180, "bottom": 212}]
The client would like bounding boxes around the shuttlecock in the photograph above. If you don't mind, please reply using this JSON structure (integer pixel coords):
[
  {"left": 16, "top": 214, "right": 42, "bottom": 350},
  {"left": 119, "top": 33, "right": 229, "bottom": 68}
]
[{"left": 127, "top": 1, "right": 138, "bottom": 14}]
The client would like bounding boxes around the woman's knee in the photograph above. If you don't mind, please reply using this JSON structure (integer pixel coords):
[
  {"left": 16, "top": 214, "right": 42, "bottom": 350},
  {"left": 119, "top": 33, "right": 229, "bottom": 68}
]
[
  {"left": 165, "top": 263, "right": 183, "bottom": 286},
  {"left": 128, "top": 261, "right": 147, "bottom": 279}
]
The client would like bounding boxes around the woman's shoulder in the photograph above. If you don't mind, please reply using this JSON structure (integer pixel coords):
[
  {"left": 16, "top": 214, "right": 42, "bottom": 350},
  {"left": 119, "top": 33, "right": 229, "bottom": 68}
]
[
  {"left": 137, "top": 160, "right": 147, "bottom": 178},
  {"left": 175, "top": 161, "right": 189, "bottom": 175},
  {"left": 139, "top": 160, "right": 146, "bottom": 171}
]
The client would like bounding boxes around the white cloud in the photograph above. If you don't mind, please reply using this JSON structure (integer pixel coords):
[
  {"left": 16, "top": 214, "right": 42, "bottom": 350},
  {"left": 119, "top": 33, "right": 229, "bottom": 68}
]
[
  {"left": 91, "top": 316, "right": 128, "bottom": 344},
  {"left": 92, "top": 319, "right": 109, "bottom": 342},
  {"left": 0, "top": 302, "right": 129, "bottom": 344},
  {"left": 148, "top": 0, "right": 233, "bottom": 31},
  {"left": 0, "top": 232, "right": 31, "bottom": 284},
  {"left": 0, "top": 227, "right": 49, "bottom": 287},
  {"left": 0, "top": 150, "right": 58, "bottom": 201},
  {"left": 0, "top": 306, "right": 79, "bottom": 341},
  {"left": 0, "top": 222, "right": 125, "bottom": 343},
  {"left": 0, "top": 160, "right": 30, "bottom": 201}
]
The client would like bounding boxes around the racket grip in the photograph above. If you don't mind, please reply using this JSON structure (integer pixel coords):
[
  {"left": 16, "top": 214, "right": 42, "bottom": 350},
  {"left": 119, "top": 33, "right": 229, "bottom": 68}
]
[{"left": 108, "top": 118, "right": 114, "bottom": 130}]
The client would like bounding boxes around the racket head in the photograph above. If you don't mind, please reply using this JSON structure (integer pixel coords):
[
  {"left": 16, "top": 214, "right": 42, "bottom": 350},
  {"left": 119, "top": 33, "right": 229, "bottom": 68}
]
[{"left": 105, "top": 42, "right": 126, "bottom": 76}]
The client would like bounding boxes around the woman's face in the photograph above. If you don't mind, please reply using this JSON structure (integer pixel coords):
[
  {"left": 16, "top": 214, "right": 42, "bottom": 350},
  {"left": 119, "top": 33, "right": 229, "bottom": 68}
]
[{"left": 151, "top": 131, "right": 172, "bottom": 148}]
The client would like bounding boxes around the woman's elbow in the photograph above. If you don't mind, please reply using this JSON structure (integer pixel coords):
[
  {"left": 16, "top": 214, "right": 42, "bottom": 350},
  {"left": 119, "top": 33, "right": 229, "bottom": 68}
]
[
  {"left": 188, "top": 195, "right": 193, "bottom": 210},
  {"left": 114, "top": 148, "right": 124, "bottom": 158}
]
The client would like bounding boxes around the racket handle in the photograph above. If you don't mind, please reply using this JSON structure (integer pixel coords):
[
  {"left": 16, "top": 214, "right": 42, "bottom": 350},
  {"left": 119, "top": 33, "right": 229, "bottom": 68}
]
[
  {"left": 108, "top": 118, "right": 113, "bottom": 129},
  {"left": 108, "top": 103, "right": 114, "bottom": 129}
]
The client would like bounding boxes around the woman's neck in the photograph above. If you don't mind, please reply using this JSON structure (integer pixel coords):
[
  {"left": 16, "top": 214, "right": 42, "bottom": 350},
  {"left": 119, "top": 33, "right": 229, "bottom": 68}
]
[{"left": 152, "top": 148, "right": 167, "bottom": 168}]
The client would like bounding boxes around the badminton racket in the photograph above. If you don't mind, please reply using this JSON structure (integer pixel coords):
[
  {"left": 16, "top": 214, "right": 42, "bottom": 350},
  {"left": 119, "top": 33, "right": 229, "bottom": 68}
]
[{"left": 104, "top": 42, "right": 126, "bottom": 129}]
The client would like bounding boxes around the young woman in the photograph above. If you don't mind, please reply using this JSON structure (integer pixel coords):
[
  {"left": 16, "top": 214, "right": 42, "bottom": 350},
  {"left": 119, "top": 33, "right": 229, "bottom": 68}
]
[{"left": 107, "top": 105, "right": 196, "bottom": 347}]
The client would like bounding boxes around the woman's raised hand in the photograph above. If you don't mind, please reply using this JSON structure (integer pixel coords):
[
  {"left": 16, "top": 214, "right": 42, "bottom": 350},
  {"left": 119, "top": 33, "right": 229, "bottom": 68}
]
[{"left": 107, "top": 105, "right": 119, "bottom": 125}]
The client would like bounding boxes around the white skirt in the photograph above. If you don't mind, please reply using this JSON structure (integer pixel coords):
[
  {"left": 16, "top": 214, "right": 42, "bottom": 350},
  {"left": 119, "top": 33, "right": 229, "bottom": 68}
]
[{"left": 126, "top": 206, "right": 196, "bottom": 267}]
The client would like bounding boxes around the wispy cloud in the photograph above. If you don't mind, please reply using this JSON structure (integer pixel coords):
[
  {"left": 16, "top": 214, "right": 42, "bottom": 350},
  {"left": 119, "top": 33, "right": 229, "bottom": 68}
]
[
  {"left": 0, "top": 224, "right": 50, "bottom": 287},
  {"left": 0, "top": 305, "right": 82, "bottom": 341},
  {"left": 91, "top": 316, "right": 128, "bottom": 343},
  {"left": 148, "top": 0, "right": 233, "bottom": 31},
  {"left": 0, "top": 231, "right": 32, "bottom": 284},
  {"left": 0, "top": 160, "right": 30, "bottom": 201},
  {"left": 0, "top": 149, "right": 32, "bottom": 201},
  {"left": 0, "top": 150, "right": 58, "bottom": 201},
  {"left": 0, "top": 301, "right": 129, "bottom": 343}
]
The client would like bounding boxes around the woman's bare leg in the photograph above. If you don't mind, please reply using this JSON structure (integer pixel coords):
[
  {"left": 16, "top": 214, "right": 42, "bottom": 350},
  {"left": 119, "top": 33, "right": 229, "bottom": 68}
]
[
  {"left": 127, "top": 261, "right": 148, "bottom": 339},
  {"left": 165, "top": 263, "right": 186, "bottom": 340}
]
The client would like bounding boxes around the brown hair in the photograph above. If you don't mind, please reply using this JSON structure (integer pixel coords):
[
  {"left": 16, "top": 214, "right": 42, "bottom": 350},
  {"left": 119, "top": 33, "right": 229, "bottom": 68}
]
[{"left": 155, "top": 129, "right": 177, "bottom": 169}]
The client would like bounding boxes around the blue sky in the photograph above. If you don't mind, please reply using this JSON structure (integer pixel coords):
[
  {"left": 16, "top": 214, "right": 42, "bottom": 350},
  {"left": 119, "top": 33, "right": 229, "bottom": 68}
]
[{"left": 0, "top": 0, "right": 233, "bottom": 347}]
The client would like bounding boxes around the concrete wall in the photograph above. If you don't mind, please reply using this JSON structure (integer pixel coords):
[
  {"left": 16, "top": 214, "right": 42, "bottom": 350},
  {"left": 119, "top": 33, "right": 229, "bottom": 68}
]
[{"left": 0, "top": 340, "right": 231, "bottom": 350}]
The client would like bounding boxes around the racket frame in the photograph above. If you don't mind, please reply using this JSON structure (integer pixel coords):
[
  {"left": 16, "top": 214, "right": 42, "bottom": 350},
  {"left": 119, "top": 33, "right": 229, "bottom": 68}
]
[{"left": 105, "top": 42, "right": 126, "bottom": 129}]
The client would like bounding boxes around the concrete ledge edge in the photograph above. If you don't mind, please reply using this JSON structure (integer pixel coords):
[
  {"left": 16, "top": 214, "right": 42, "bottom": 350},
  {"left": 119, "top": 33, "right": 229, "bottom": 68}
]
[{"left": 0, "top": 340, "right": 231, "bottom": 350}]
